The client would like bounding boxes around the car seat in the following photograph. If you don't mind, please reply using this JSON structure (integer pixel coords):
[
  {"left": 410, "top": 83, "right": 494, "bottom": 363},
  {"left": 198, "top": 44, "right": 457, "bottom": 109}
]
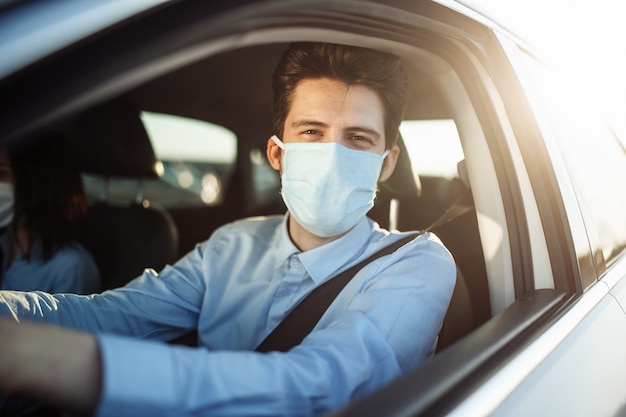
[
  {"left": 369, "top": 138, "right": 479, "bottom": 352},
  {"left": 67, "top": 100, "right": 179, "bottom": 290}
]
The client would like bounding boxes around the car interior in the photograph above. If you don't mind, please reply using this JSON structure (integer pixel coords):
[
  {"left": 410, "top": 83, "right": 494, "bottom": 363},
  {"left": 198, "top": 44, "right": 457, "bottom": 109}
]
[
  {"left": 1, "top": 0, "right": 554, "bottom": 358},
  {"left": 7, "top": 2, "right": 626, "bottom": 415},
  {"left": 19, "top": 40, "right": 494, "bottom": 353},
  {"left": 4, "top": 2, "right": 601, "bottom": 414}
]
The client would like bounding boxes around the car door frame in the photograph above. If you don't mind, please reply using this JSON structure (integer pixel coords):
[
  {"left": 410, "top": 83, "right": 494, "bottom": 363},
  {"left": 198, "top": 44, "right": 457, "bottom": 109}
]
[{"left": 1, "top": 0, "right": 616, "bottom": 415}]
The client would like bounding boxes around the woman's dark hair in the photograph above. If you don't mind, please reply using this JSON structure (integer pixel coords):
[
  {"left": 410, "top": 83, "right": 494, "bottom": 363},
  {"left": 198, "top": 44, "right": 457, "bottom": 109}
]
[
  {"left": 272, "top": 42, "right": 408, "bottom": 148},
  {"left": 9, "top": 132, "right": 88, "bottom": 261}
]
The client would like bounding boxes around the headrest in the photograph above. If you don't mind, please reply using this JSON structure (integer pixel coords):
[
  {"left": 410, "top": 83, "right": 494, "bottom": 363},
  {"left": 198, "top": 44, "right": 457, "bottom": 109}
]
[
  {"left": 457, "top": 159, "right": 470, "bottom": 189},
  {"left": 66, "top": 100, "right": 161, "bottom": 178},
  {"left": 379, "top": 134, "right": 422, "bottom": 198}
]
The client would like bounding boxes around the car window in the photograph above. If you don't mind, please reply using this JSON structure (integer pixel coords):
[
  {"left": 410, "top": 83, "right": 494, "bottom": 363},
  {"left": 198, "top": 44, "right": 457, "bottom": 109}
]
[
  {"left": 399, "top": 118, "right": 467, "bottom": 224},
  {"left": 250, "top": 147, "right": 281, "bottom": 207},
  {"left": 400, "top": 119, "right": 464, "bottom": 179},
  {"left": 83, "top": 111, "right": 237, "bottom": 208},
  {"left": 520, "top": 53, "right": 626, "bottom": 278}
]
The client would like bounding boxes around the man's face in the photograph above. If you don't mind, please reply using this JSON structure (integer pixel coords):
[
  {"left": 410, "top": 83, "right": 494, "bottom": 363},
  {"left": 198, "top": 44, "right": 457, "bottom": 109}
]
[
  {"left": 268, "top": 77, "right": 399, "bottom": 182},
  {"left": 283, "top": 77, "right": 387, "bottom": 155}
]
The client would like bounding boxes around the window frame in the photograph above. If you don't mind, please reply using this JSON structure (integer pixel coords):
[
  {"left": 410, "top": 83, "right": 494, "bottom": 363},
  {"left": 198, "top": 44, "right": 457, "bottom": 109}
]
[{"left": 0, "top": 1, "right": 588, "bottom": 413}]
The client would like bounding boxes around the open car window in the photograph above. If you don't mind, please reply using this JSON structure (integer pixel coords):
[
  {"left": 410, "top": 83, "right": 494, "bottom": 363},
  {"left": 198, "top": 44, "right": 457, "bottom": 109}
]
[
  {"left": 400, "top": 119, "right": 463, "bottom": 179},
  {"left": 83, "top": 112, "right": 237, "bottom": 208}
]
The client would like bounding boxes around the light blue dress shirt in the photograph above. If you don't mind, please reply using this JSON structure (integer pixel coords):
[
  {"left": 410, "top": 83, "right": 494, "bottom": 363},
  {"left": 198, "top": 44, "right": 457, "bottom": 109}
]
[
  {"left": 0, "top": 214, "right": 456, "bottom": 417},
  {"left": 0, "top": 232, "right": 100, "bottom": 294}
]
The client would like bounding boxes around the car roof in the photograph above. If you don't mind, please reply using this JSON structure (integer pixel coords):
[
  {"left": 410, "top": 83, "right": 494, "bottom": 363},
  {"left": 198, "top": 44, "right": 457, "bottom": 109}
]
[
  {"left": 0, "top": 0, "right": 168, "bottom": 79},
  {"left": 0, "top": 0, "right": 547, "bottom": 146},
  {"left": 0, "top": 0, "right": 536, "bottom": 80}
]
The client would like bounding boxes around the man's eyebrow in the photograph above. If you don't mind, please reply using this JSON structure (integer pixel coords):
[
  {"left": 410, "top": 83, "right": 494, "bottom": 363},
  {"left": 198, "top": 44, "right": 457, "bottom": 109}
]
[{"left": 291, "top": 120, "right": 328, "bottom": 129}]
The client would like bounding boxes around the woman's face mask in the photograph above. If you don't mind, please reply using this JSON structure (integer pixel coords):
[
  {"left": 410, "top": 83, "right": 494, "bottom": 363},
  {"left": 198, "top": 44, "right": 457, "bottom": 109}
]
[
  {"left": 272, "top": 135, "right": 388, "bottom": 238},
  {"left": 0, "top": 182, "right": 14, "bottom": 228}
]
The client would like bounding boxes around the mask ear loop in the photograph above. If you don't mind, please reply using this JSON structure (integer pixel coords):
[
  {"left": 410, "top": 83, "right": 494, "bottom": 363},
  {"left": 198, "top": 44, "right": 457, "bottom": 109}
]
[
  {"left": 271, "top": 135, "right": 286, "bottom": 150},
  {"left": 271, "top": 135, "right": 286, "bottom": 174},
  {"left": 379, "top": 149, "right": 392, "bottom": 184}
]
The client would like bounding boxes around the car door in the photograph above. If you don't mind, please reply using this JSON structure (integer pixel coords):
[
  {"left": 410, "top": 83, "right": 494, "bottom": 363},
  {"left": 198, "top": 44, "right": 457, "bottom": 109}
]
[
  {"left": 477, "top": 36, "right": 626, "bottom": 416},
  {"left": 333, "top": 3, "right": 626, "bottom": 415}
]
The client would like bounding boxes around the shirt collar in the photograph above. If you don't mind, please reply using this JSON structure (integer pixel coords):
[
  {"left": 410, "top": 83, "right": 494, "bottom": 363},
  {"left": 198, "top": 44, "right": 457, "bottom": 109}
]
[
  {"left": 273, "top": 214, "right": 300, "bottom": 270},
  {"left": 298, "top": 216, "right": 372, "bottom": 285},
  {"left": 273, "top": 214, "right": 374, "bottom": 284}
]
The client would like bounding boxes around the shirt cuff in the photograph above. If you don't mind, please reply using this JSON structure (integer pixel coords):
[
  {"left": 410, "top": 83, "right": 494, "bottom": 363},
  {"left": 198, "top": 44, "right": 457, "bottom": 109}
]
[{"left": 95, "top": 334, "right": 181, "bottom": 417}]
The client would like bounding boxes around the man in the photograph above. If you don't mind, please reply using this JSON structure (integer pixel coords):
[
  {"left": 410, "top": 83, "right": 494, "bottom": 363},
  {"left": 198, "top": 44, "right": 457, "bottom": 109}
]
[{"left": 0, "top": 42, "right": 456, "bottom": 417}]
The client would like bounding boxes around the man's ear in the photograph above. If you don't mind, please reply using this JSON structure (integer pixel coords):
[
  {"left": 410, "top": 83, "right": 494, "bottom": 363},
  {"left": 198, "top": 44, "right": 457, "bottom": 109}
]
[
  {"left": 266, "top": 137, "right": 282, "bottom": 171},
  {"left": 379, "top": 144, "right": 400, "bottom": 182}
]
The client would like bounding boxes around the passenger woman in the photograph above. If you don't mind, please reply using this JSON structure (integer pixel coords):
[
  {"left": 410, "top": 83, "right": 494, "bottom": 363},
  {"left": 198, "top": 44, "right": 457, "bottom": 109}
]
[{"left": 0, "top": 134, "right": 100, "bottom": 294}]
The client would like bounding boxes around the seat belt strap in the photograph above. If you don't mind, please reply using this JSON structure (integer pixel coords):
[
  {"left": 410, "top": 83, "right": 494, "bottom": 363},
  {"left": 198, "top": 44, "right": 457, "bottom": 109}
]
[
  {"left": 421, "top": 189, "right": 473, "bottom": 233},
  {"left": 255, "top": 231, "right": 421, "bottom": 353}
]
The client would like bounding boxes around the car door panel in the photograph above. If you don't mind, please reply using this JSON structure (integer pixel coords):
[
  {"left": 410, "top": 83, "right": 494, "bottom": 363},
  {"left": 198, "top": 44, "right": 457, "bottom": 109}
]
[
  {"left": 604, "top": 255, "right": 626, "bottom": 316},
  {"left": 332, "top": 289, "right": 568, "bottom": 417},
  {"left": 449, "top": 282, "right": 626, "bottom": 417}
]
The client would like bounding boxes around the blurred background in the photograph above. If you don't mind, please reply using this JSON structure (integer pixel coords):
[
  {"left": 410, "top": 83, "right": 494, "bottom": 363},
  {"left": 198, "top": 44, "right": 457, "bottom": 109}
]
[{"left": 471, "top": 0, "right": 626, "bottom": 138}]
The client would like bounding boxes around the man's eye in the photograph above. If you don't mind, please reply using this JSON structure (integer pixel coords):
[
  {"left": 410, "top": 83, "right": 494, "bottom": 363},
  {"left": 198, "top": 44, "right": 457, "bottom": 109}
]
[
  {"left": 303, "top": 130, "right": 320, "bottom": 135},
  {"left": 351, "top": 135, "right": 372, "bottom": 144}
]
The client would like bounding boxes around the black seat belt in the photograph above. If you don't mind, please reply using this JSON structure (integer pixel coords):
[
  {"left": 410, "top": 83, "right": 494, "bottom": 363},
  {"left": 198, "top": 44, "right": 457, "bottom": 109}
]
[{"left": 255, "top": 231, "right": 421, "bottom": 353}]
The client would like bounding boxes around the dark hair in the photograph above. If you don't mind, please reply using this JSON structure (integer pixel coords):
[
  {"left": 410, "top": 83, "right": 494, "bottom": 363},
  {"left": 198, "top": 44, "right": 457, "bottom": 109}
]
[
  {"left": 272, "top": 42, "right": 408, "bottom": 148},
  {"left": 9, "top": 132, "right": 88, "bottom": 261}
]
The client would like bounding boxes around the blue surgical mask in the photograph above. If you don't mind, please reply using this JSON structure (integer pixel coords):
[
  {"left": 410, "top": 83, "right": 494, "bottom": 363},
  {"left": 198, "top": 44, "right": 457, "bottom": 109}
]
[{"left": 272, "top": 135, "right": 388, "bottom": 237}]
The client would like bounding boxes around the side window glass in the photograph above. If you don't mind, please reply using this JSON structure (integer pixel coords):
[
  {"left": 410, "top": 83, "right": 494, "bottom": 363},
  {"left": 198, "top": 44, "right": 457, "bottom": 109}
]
[
  {"left": 399, "top": 119, "right": 466, "bottom": 224},
  {"left": 400, "top": 119, "right": 464, "bottom": 179},
  {"left": 84, "top": 112, "right": 237, "bottom": 208},
  {"left": 520, "top": 54, "right": 626, "bottom": 273},
  {"left": 250, "top": 148, "right": 281, "bottom": 207}
]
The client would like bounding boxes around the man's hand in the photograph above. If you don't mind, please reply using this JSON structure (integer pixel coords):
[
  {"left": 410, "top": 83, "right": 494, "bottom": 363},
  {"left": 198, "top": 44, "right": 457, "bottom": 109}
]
[{"left": 0, "top": 318, "right": 101, "bottom": 412}]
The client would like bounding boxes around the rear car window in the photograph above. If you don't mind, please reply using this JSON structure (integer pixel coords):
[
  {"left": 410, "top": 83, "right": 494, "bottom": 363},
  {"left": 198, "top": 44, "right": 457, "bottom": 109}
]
[
  {"left": 400, "top": 119, "right": 463, "bottom": 179},
  {"left": 83, "top": 112, "right": 237, "bottom": 208}
]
